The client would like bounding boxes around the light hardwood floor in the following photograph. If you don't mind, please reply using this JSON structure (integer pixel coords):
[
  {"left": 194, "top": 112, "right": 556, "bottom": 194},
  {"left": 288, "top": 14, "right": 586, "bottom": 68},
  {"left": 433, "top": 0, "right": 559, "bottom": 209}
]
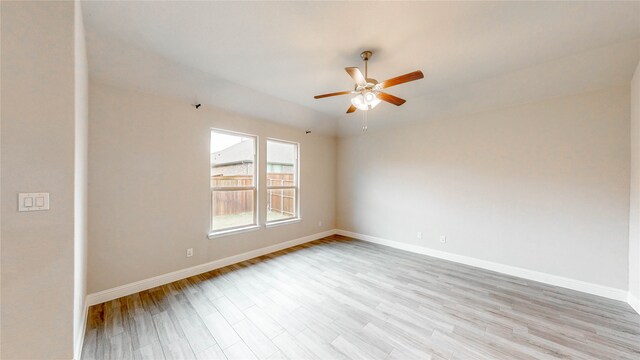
[{"left": 81, "top": 235, "right": 640, "bottom": 359}]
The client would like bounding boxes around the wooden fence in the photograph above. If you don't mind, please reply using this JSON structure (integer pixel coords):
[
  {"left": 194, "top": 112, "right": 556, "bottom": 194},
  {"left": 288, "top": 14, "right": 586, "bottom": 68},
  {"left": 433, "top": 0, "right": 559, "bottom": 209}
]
[
  {"left": 267, "top": 174, "right": 295, "bottom": 216},
  {"left": 211, "top": 176, "right": 252, "bottom": 216},
  {"left": 211, "top": 174, "right": 295, "bottom": 216}
]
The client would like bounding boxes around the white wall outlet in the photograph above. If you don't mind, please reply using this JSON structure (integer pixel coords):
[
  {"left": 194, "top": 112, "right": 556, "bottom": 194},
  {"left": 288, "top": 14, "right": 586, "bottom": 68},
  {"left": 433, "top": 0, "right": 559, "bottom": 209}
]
[
  {"left": 417, "top": 232, "right": 423, "bottom": 239},
  {"left": 439, "top": 236, "right": 447, "bottom": 243},
  {"left": 18, "top": 192, "right": 50, "bottom": 212},
  {"left": 186, "top": 248, "right": 193, "bottom": 257},
  {"left": 318, "top": 220, "right": 323, "bottom": 227}
]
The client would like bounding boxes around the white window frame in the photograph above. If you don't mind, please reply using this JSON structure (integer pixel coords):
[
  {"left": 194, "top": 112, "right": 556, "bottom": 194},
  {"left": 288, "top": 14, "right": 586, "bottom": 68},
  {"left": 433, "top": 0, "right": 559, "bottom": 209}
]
[
  {"left": 209, "top": 129, "right": 259, "bottom": 238},
  {"left": 266, "top": 138, "right": 300, "bottom": 226}
]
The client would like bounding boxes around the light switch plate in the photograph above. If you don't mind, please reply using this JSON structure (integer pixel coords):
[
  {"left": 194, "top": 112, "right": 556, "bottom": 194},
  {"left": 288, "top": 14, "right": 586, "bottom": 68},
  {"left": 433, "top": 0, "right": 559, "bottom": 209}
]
[{"left": 18, "top": 193, "right": 50, "bottom": 212}]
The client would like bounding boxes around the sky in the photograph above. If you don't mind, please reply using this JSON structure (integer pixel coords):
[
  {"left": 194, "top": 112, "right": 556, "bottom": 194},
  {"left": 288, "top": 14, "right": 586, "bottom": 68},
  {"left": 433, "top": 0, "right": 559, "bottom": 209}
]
[{"left": 211, "top": 131, "right": 251, "bottom": 153}]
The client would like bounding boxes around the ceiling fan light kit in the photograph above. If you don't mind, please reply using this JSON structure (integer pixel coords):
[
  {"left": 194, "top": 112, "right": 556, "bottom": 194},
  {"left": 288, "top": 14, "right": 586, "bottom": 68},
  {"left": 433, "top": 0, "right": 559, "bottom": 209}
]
[
  {"left": 351, "top": 91, "right": 381, "bottom": 111},
  {"left": 314, "top": 50, "right": 424, "bottom": 114}
]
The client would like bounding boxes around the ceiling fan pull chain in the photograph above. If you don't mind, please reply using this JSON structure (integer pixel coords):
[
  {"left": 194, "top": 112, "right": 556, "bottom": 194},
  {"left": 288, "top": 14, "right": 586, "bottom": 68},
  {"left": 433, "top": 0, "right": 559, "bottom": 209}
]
[{"left": 362, "top": 111, "right": 368, "bottom": 132}]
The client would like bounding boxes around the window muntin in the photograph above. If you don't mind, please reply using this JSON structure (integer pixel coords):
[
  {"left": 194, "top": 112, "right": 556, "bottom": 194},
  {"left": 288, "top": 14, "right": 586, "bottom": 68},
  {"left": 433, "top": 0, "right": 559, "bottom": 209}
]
[
  {"left": 210, "top": 130, "right": 257, "bottom": 233},
  {"left": 266, "top": 139, "right": 299, "bottom": 223}
]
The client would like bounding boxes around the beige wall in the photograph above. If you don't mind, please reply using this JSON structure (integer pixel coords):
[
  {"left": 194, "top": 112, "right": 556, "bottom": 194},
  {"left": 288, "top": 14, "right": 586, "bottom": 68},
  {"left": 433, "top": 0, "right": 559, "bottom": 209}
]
[
  {"left": 87, "top": 82, "right": 336, "bottom": 293},
  {"left": 337, "top": 86, "right": 630, "bottom": 290},
  {"left": 1, "top": 1, "right": 77, "bottom": 358},
  {"left": 630, "top": 62, "right": 640, "bottom": 306}
]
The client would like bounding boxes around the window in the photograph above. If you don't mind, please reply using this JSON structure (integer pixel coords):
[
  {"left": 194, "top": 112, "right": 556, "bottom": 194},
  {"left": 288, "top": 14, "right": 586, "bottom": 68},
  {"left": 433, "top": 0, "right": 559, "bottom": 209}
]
[
  {"left": 266, "top": 139, "right": 299, "bottom": 223},
  {"left": 210, "top": 129, "right": 257, "bottom": 234}
]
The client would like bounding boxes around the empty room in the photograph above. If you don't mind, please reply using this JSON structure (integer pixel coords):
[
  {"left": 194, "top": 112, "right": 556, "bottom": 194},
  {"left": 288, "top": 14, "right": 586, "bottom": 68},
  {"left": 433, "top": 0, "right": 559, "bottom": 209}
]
[{"left": 2, "top": 1, "right": 640, "bottom": 359}]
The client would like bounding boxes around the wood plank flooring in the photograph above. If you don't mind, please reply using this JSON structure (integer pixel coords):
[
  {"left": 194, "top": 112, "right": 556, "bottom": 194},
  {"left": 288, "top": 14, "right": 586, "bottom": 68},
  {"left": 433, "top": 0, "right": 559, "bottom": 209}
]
[{"left": 81, "top": 235, "right": 640, "bottom": 359}]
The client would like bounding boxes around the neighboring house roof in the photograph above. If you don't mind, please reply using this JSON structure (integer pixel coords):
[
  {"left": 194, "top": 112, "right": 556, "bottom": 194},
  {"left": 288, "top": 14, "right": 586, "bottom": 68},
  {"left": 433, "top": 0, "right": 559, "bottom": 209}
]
[
  {"left": 212, "top": 140, "right": 295, "bottom": 167},
  {"left": 212, "top": 140, "right": 253, "bottom": 166}
]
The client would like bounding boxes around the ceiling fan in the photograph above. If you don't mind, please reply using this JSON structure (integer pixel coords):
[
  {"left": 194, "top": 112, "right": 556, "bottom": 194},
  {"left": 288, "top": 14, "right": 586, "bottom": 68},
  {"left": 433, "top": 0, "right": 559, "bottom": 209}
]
[{"left": 314, "top": 50, "right": 424, "bottom": 113}]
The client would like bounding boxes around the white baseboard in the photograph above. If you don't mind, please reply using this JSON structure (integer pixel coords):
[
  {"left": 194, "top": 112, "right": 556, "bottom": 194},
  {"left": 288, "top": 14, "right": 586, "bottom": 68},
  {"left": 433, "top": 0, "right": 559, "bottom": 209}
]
[
  {"left": 86, "top": 229, "right": 336, "bottom": 306},
  {"left": 74, "top": 299, "right": 88, "bottom": 360},
  {"left": 86, "top": 228, "right": 633, "bottom": 308},
  {"left": 629, "top": 292, "right": 640, "bottom": 315},
  {"left": 336, "top": 229, "right": 628, "bottom": 302}
]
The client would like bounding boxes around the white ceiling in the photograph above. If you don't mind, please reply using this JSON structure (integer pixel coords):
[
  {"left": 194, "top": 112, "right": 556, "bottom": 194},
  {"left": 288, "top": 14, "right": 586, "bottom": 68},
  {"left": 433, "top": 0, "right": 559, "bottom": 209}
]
[{"left": 82, "top": 1, "right": 640, "bottom": 136}]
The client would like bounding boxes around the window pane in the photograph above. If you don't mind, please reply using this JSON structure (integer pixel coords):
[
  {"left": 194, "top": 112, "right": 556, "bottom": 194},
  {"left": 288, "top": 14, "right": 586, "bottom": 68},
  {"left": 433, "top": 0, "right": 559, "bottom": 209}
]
[
  {"left": 211, "top": 131, "right": 255, "bottom": 187},
  {"left": 212, "top": 190, "right": 254, "bottom": 230},
  {"left": 267, "top": 141, "right": 296, "bottom": 186},
  {"left": 267, "top": 188, "right": 296, "bottom": 222}
]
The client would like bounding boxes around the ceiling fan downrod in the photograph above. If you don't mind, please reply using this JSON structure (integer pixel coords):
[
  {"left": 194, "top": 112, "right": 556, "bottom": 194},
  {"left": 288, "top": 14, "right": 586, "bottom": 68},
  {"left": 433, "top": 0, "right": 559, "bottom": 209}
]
[{"left": 361, "top": 51, "right": 372, "bottom": 79}]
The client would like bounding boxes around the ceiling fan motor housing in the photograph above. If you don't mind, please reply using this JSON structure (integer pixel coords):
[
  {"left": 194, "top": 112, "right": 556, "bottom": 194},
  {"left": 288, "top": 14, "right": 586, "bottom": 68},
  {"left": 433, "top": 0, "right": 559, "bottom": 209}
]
[{"left": 354, "top": 79, "right": 380, "bottom": 92}]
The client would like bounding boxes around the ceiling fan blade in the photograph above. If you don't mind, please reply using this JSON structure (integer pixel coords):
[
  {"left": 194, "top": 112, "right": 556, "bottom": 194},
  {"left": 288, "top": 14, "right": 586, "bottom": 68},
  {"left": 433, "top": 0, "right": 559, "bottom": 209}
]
[
  {"left": 377, "top": 92, "right": 406, "bottom": 106},
  {"left": 346, "top": 104, "right": 356, "bottom": 113},
  {"left": 345, "top": 67, "right": 367, "bottom": 86},
  {"left": 314, "top": 91, "right": 353, "bottom": 99},
  {"left": 380, "top": 70, "right": 424, "bottom": 89}
]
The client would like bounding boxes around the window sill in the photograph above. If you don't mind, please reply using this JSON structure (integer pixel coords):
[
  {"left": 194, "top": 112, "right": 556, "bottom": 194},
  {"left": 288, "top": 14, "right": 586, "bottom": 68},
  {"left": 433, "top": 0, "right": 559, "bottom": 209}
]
[
  {"left": 265, "top": 218, "right": 302, "bottom": 228},
  {"left": 208, "top": 225, "right": 261, "bottom": 239}
]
